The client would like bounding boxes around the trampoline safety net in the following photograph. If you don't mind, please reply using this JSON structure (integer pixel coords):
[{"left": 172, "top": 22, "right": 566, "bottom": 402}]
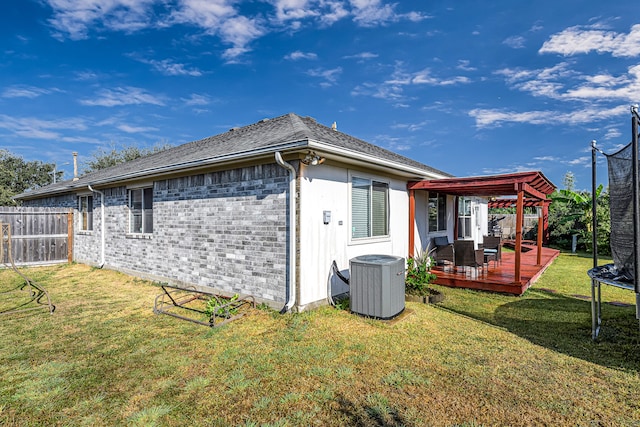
[{"left": 606, "top": 142, "right": 640, "bottom": 290}]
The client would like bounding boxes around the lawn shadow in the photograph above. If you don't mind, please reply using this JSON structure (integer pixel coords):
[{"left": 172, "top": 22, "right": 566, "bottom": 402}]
[
  {"left": 444, "top": 289, "right": 640, "bottom": 372},
  {"left": 334, "top": 394, "right": 414, "bottom": 427}
]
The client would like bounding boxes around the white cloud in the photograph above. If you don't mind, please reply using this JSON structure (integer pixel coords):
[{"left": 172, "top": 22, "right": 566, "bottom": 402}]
[
  {"left": 307, "top": 67, "right": 343, "bottom": 87},
  {"left": 80, "top": 86, "right": 165, "bottom": 107},
  {"left": 169, "top": 0, "right": 236, "bottom": 28},
  {"left": 353, "top": 63, "right": 470, "bottom": 105},
  {"left": 371, "top": 134, "right": 411, "bottom": 151},
  {"left": 566, "top": 156, "right": 589, "bottom": 166},
  {"left": 0, "top": 114, "right": 87, "bottom": 139},
  {"left": 603, "top": 127, "right": 622, "bottom": 140},
  {"left": 219, "top": 15, "right": 265, "bottom": 59},
  {"left": 481, "top": 165, "right": 533, "bottom": 175},
  {"left": 285, "top": 50, "right": 318, "bottom": 60},
  {"left": 269, "top": 0, "right": 422, "bottom": 27},
  {"left": 563, "top": 65, "right": 640, "bottom": 101},
  {"left": 497, "top": 62, "right": 640, "bottom": 103},
  {"left": 182, "top": 93, "right": 210, "bottom": 106},
  {"left": 45, "top": 0, "right": 156, "bottom": 40},
  {"left": 349, "top": 0, "right": 429, "bottom": 27},
  {"left": 270, "top": 0, "right": 319, "bottom": 22},
  {"left": 533, "top": 156, "right": 559, "bottom": 162},
  {"left": 469, "top": 104, "right": 628, "bottom": 128},
  {"left": 386, "top": 66, "right": 471, "bottom": 87},
  {"left": 456, "top": 60, "right": 476, "bottom": 72},
  {"left": 136, "top": 58, "right": 203, "bottom": 76},
  {"left": 75, "top": 70, "right": 99, "bottom": 80},
  {"left": 320, "top": 1, "right": 349, "bottom": 25},
  {"left": 171, "top": 2, "right": 264, "bottom": 60},
  {"left": 391, "top": 120, "right": 430, "bottom": 132},
  {"left": 117, "top": 123, "right": 158, "bottom": 133},
  {"left": 343, "top": 52, "right": 378, "bottom": 60},
  {"left": 2, "top": 85, "right": 56, "bottom": 99},
  {"left": 540, "top": 23, "right": 640, "bottom": 57},
  {"left": 351, "top": 82, "right": 405, "bottom": 101},
  {"left": 44, "top": 0, "right": 424, "bottom": 59},
  {"left": 503, "top": 35, "right": 526, "bottom": 49},
  {"left": 46, "top": 0, "right": 261, "bottom": 59},
  {"left": 349, "top": 0, "right": 394, "bottom": 26}
]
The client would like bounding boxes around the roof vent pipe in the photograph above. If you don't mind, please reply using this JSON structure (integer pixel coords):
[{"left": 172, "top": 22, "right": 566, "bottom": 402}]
[
  {"left": 274, "top": 152, "right": 297, "bottom": 313},
  {"left": 331, "top": 121, "right": 337, "bottom": 131},
  {"left": 73, "top": 152, "right": 79, "bottom": 181}
]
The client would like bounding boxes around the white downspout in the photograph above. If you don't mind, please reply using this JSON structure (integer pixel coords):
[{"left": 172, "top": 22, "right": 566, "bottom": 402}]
[
  {"left": 87, "top": 185, "right": 105, "bottom": 268},
  {"left": 275, "top": 152, "right": 297, "bottom": 313}
]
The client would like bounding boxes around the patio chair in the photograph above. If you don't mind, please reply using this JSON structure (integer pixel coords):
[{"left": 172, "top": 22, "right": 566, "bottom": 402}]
[
  {"left": 453, "top": 240, "right": 484, "bottom": 277},
  {"left": 482, "top": 235, "right": 502, "bottom": 267},
  {"left": 432, "top": 236, "right": 454, "bottom": 267}
]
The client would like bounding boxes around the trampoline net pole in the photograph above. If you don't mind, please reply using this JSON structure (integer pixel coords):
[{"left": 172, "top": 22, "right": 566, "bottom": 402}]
[{"left": 632, "top": 106, "right": 640, "bottom": 320}]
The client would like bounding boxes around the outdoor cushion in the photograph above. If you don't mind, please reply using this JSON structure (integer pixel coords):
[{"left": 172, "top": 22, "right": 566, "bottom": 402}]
[{"left": 434, "top": 236, "right": 451, "bottom": 247}]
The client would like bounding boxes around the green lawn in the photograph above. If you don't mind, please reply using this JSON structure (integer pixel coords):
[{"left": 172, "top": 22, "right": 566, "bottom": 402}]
[{"left": 1, "top": 254, "right": 639, "bottom": 426}]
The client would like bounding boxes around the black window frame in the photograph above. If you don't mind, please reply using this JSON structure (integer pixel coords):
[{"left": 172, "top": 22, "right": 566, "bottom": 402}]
[{"left": 428, "top": 192, "right": 447, "bottom": 232}]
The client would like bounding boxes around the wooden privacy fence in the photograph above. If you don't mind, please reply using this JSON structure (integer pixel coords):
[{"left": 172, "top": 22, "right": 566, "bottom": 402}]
[{"left": 0, "top": 207, "right": 73, "bottom": 266}]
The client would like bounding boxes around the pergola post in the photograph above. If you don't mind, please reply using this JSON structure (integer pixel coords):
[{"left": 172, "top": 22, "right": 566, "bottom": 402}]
[
  {"left": 536, "top": 201, "right": 543, "bottom": 265},
  {"left": 408, "top": 189, "right": 415, "bottom": 259},
  {"left": 514, "top": 185, "right": 524, "bottom": 284},
  {"left": 543, "top": 201, "right": 550, "bottom": 245}
]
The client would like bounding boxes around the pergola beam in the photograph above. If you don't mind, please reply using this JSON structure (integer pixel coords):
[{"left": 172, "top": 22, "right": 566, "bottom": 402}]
[{"left": 407, "top": 170, "right": 556, "bottom": 285}]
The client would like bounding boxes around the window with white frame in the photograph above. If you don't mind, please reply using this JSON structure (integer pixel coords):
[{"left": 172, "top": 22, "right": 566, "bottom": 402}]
[
  {"left": 457, "top": 197, "right": 472, "bottom": 239},
  {"left": 78, "top": 195, "right": 93, "bottom": 231},
  {"left": 428, "top": 192, "right": 447, "bottom": 232},
  {"left": 128, "top": 187, "right": 153, "bottom": 234},
  {"left": 351, "top": 176, "right": 389, "bottom": 239}
]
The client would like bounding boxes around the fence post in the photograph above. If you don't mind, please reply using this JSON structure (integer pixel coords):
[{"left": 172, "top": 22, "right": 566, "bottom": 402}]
[{"left": 67, "top": 209, "right": 73, "bottom": 263}]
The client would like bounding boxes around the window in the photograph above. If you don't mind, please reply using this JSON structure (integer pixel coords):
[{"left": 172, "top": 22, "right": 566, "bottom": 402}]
[
  {"left": 351, "top": 176, "right": 389, "bottom": 239},
  {"left": 457, "top": 197, "right": 472, "bottom": 239},
  {"left": 428, "top": 192, "right": 447, "bottom": 232},
  {"left": 128, "top": 187, "right": 153, "bottom": 234},
  {"left": 79, "top": 195, "right": 93, "bottom": 231}
]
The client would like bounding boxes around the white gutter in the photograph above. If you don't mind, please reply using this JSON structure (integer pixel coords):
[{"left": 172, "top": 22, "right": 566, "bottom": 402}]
[
  {"left": 274, "top": 152, "right": 297, "bottom": 313},
  {"left": 87, "top": 185, "right": 105, "bottom": 268}
]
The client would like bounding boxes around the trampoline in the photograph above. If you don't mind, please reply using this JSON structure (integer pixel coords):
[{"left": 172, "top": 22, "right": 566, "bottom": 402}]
[{"left": 588, "top": 105, "right": 640, "bottom": 339}]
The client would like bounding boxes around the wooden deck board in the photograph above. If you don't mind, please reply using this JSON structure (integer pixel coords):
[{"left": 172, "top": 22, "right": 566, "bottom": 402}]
[{"left": 432, "top": 245, "right": 560, "bottom": 295}]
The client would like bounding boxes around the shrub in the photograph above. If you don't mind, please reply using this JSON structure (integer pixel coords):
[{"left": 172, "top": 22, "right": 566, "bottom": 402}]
[{"left": 405, "top": 252, "right": 437, "bottom": 297}]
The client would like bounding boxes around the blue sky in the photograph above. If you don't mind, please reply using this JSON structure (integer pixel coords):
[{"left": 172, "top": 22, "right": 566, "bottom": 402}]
[{"left": 2, "top": 1, "right": 639, "bottom": 190}]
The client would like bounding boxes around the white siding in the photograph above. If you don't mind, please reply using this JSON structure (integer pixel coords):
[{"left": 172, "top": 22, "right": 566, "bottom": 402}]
[{"left": 297, "top": 164, "right": 410, "bottom": 308}]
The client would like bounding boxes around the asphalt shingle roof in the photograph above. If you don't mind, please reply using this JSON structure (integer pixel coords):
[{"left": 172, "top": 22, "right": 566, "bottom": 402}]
[{"left": 16, "top": 113, "right": 451, "bottom": 199}]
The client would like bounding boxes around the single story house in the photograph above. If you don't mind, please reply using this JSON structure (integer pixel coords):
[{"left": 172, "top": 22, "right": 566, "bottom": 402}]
[{"left": 15, "top": 113, "right": 491, "bottom": 311}]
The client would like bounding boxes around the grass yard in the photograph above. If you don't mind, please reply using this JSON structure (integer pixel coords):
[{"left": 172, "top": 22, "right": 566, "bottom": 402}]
[{"left": 1, "top": 254, "right": 639, "bottom": 426}]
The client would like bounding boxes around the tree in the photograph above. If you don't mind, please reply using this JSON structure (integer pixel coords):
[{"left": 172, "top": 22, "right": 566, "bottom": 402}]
[
  {"left": 82, "top": 142, "right": 173, "bottom": 174},
  {"left": 0, "top": 149, "right": 57, "bottom": 206},
  {"left": 548, "top": 172, "right": 610, "bottom": 254}
]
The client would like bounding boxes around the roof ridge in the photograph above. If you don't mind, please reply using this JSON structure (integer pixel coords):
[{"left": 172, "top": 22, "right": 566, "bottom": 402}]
[{"left": 287, "top": 113, "right": 313, "bottom": 139}]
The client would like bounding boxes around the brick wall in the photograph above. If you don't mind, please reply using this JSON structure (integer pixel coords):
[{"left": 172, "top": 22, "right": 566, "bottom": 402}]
[
  {"left": 22, "top": 194, "right": 77, "bottom": 208},
  {"left": 30, "top": 163, "right": 290, "bottom": 305}
]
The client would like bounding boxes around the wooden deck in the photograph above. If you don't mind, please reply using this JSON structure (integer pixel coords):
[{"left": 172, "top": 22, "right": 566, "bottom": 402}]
[{"left": 432, "top": 244, "right": 560, "bottom": 295}]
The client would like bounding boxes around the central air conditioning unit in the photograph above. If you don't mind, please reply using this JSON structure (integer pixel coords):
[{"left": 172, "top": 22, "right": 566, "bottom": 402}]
[{"left": 349, "top": 254, "right": 405, "bottom": 319}]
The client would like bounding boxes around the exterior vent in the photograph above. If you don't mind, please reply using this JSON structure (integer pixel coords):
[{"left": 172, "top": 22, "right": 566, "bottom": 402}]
[{"left": 349, "top": 255, "right": 405, "bottom": 319}]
